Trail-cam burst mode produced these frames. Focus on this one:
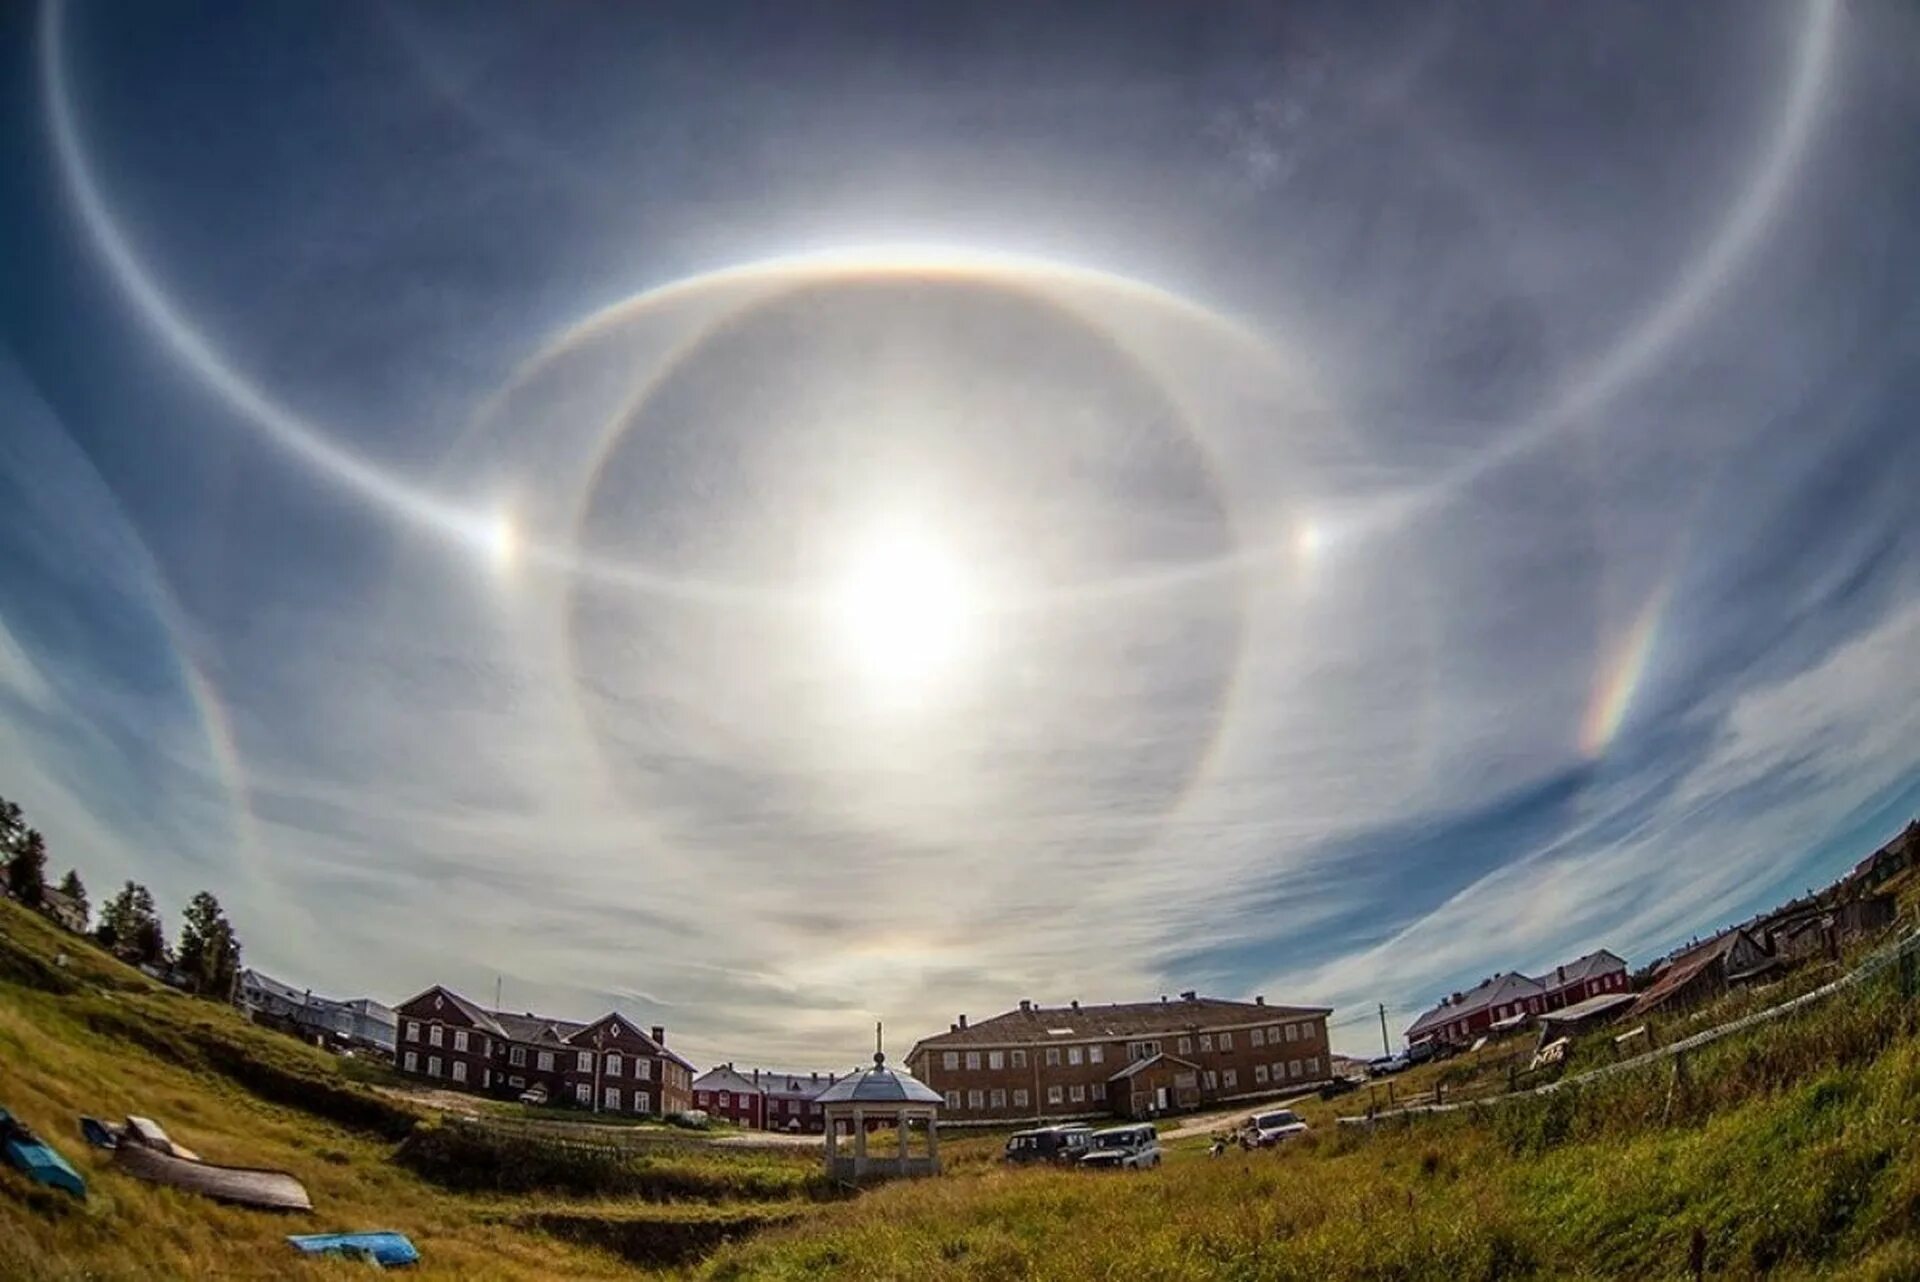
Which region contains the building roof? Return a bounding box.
[813,1055,943,1107]
[758,1071,838,1099]
[490,1011,586,1045]
[1405,971,1544,1040]
[911,995,1329,1052]
[1538,992,1638,1025]
[1106,1052,1201,1082]
[1541,949,1629,988]
[692,1065,764,1096]
[1626,928,1774,1019]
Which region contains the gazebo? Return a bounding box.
[816,1035,943,1183]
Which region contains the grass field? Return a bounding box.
[9,890,1920,1279]
[0,896,827,1279]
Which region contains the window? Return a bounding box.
[1306,1056,1319,1076]
[1129,1040,1160,1061]
[453,1029,468,1052]
[510,1046,527,1067]
[1223,1069,1237,1088]
[607,1054,624,1077]
[1013,1089,1029,1108]
[1067,1047,1083,1066]
[1255,1064,1269,1083]
[634,1092,650,1114]
[1198,1035,1211,1053]
[942,1052,958,1071]
[635,1058,651,1080]
[966,1051,981,1071]
[429,1024,444,1048]
[535,1051,552,1072]
[1180,1037,1195,1056]
[405,1021,420,1042]
[1091,1082,1106,1101]
[719,1091,729,1106]
[509,1075,524,1088]
[403,1051,417,1072]
[1069,1085,1085,1103]
[428,1056,442,1078]
[1011,1049,1027,1068]
[604,1086,620,1110]
[1269,1025,1282,1042]
[988,1051,1003,1070]
[990,1089,1006,1108]
[1220,1032,1233,1050]
[1289,1060,1302,1079]
[944,1091,960,1109]
[578,1051,592,1072]
[1045,1048,1061,1067]
[968,1089,984,1109]
[576,1083,591,1104]
[1088,1045,1104,1064]
[452,1060,467,1084]
[1251,1027,1265,1048]
[1285,1023,1299,1042]
[1047,1086,1063,1105]
[1204,1071,1217,1090]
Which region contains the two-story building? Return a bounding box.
[1406,949,1632,1048]
[690,1064,764,1128]
[762,1070,837,1133]
[392,985,694,1118]
[906,992,1333,1125]
[237,969,398,1056]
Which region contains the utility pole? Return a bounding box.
[1379,1003,1391,1056]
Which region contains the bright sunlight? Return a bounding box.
[828,521,976,704]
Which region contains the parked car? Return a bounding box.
[1366,1053,1410,1077]
[1078,1124,1162,1170]
[1318,1075,1363,1100]
[516,1084,549,1105]
[1004,1124,1093,1166]
[1246,1108,1309,1147]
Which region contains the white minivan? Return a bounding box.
[1078,1123,1163,1170]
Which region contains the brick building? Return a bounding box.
[906,992,1333,1125]
[762,1070,837,1133]
[1406,949,1631,1049]
[691,1064,764,1129]
[393,986,694,1118]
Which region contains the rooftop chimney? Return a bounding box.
[1180,990,1197,1002]
[1255,995,1265,1005]
[810,1071,818,1082]
[1160,995,1168,1003]
[1019,999,1031,1012]
[958,1014,968,1029]
[752,1068,760,1084]
[949,1023,958,1033]
[651,1025,665,1045]
[1070,999,1080,1011]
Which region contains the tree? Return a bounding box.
[0,796,22,852]
[176,891,241,997]
[56,869,87,929]
[97,881,162,963]
[6,828,47,907]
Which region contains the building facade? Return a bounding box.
[690,1064,764,1128]
[392,986,694,1118]
[1406,950,1632,1048]
[906,993,1333,1125]
[763,1070,837,1133]
[237,969,397,1055]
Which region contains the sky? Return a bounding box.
[1,0,1917,1065]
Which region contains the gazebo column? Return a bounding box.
[825,1117,838,1164]
[898,1111,910,1174]
[927,1109,940,1168]
[853,1106,867,1176]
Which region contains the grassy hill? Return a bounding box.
[9,891,1920,1280]
[0,897,823,1279]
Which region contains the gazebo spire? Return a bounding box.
[874,1020,885,1066]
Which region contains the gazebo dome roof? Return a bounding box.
[815,1053,943,1106]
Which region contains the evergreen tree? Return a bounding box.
[0,796,22,852]
[6,828,47,907]
[56,869,87,929]
[176,891,241,996]
[98,881,161,963]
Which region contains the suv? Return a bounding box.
[1003,1124,1093,1166]
[1247,1108,1309,1147]
[1078,1124,1162,1170]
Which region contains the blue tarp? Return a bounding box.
[1,1106,86,1199]
[288,1232,420,1268]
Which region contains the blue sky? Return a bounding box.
[1,0,1916,1063]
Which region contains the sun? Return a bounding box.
[828,522,975,703]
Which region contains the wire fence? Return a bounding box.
[1343,925,1920,1124]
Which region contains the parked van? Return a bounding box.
[1004,1124,1093,1165]
[1078,1124,1162,1170]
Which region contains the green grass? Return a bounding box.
[700,936,1920,1280]
[0,898,824,1280]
